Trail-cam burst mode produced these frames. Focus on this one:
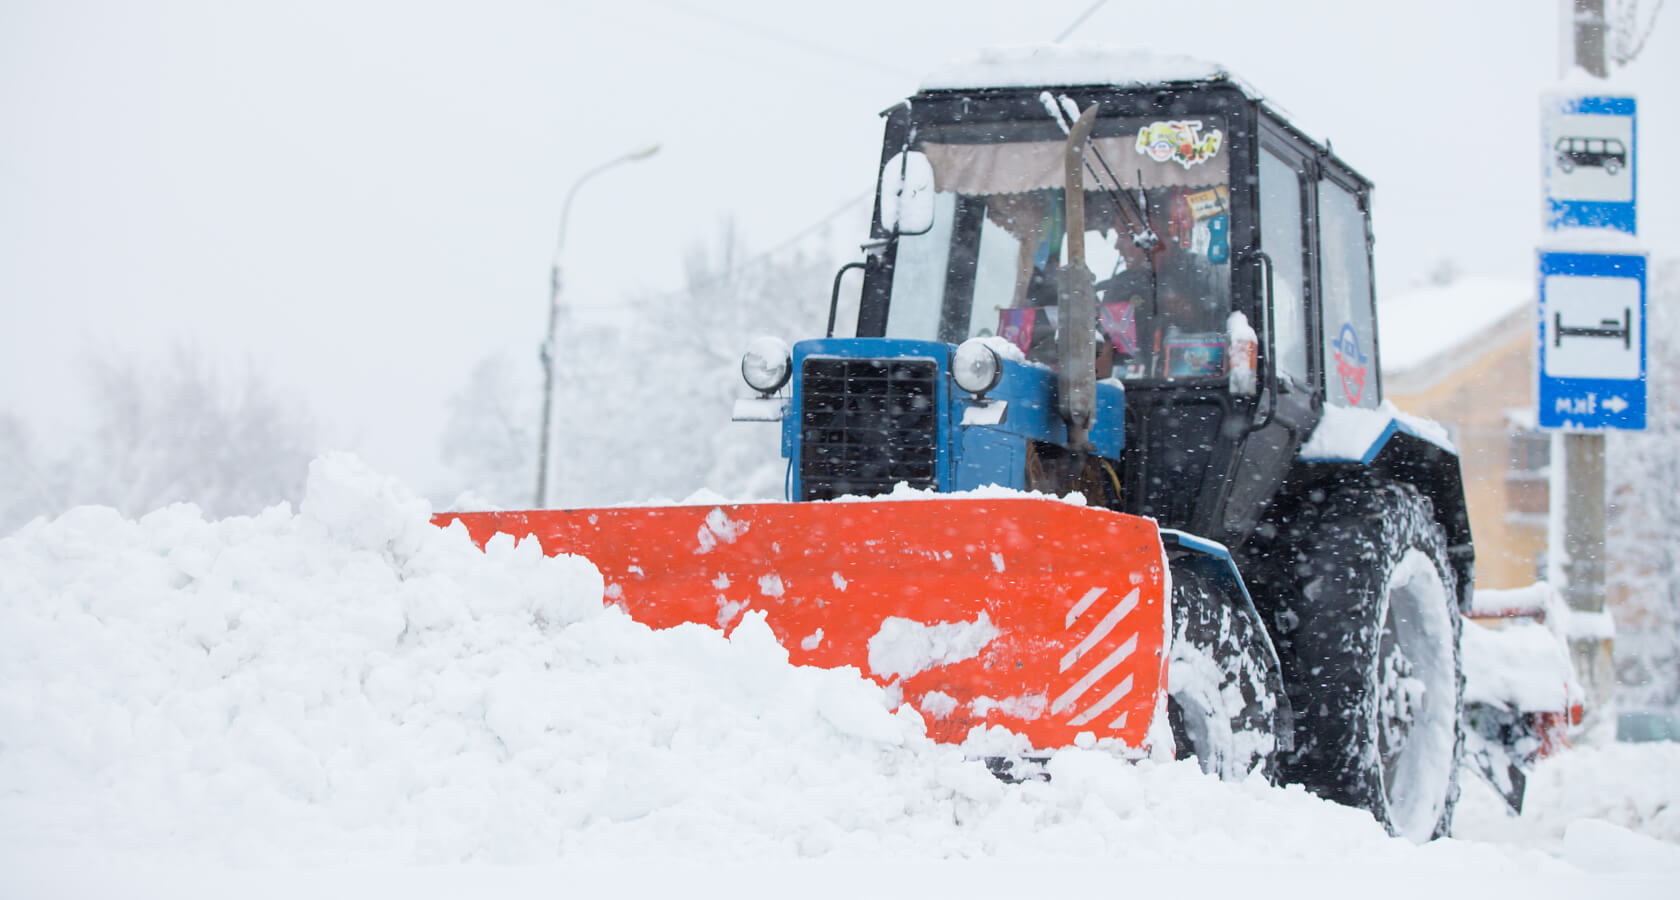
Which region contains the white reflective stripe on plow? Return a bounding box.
[1065,587,1107,628]
[1050,632,1138,716]
[1069,675,1134,727]
[1059,587,1139,673]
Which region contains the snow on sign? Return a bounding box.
[1541,94,1636,234]
[1537,250,1647,431]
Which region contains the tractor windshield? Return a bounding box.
[884,113,1233,381]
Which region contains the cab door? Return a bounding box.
[1211,116,1322,544]
[1315,165,1381,409]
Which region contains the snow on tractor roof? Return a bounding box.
[919,43,1243,94]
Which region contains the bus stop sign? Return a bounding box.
[1542,95,1636,235]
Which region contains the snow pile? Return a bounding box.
[1458,742,1680,860]
[1463,620,1579,713]
[3,455,1419,868]
[0,455,1673,888]
[0,454,602,863]
[1463,582,1583,714]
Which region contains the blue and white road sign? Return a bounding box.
[1542,95,1637,235]
[1537,251,1647,431]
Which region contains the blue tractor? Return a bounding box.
[450,49,1496,843]
[730,51,1477,840]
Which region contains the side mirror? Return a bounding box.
[878,151,935,236]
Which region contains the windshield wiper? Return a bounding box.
[1039,92,1158,253]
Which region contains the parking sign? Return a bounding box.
[1537,250,1647,431]
[1542,95,1637,235]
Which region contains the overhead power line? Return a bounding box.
[1055,0,1109,42]
[638,0,1113,298]
[644,0,916,79]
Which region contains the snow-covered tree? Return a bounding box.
[1608,258,1680,709]
[645,217,841,499]
[439,353,540,509]
[0,414,71,533]
[0,348,318,532]
[1608,0,1666,67]
[439,216,853,507]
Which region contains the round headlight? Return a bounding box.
[952,338,1002,396]
[741,336,792,394]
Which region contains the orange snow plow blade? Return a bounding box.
[435,497,1168,750]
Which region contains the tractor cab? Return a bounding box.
[846,64,1386,549]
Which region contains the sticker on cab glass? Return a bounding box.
[1136,120,1223,169]
[1185,186,1229,220]
[1206,214,1229,264]
[1331,323,1369,405]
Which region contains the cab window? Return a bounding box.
[1317,178,1379,408]
[1259,147,1308,386]
[883,114,1233,381]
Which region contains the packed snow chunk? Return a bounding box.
[970,694,1048,722]
[867,613,1000,681]
[1566,609,1616,641]
[299,452,433,557]
[728,609,790,668]
[1299,400,1455,461]
[1462,619,1577,713]
[976,333,1026,364]
[1226,311,1258,395]
[815,679,910,747]
[1470,583,1560,618]
[695,506,747,553]
[920,691,959,720]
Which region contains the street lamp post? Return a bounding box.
[534,143,660,508]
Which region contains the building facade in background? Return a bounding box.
[1381,279,1546,590]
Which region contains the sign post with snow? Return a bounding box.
[1536,3,1653,743]
[1536,250,1647,431]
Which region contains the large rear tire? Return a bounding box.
[1255,479,1464,840]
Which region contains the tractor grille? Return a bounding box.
[799,357,939,500]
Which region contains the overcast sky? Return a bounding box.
[2,0,1675,497]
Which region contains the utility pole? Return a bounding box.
[533,144,660,508]
[1572,0,1610,78]
[1564,0,1610,703]
[1543,0,1640,740]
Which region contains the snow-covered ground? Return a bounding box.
[2,455,1676,898]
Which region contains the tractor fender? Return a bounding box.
[1292,403,1475,612]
